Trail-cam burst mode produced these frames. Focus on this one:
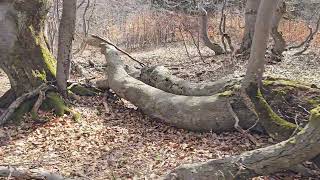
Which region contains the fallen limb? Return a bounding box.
[0,166,66,180]
[139,65,240,96]
[164,106,320,180]
[103,45,256,132]
[90,34,146,67]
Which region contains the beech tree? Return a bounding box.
[0,0,86,125]
[57,0,77,97]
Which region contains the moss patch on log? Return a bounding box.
[246,83,298,140]
[69,85,99,96]
[41,92,69,116]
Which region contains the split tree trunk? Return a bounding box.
[0,0,56,106]
[271,1,286,60]
[237,0,261,54]
[238,0,286,57]
[200,7,224,55]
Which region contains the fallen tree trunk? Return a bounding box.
[0,166,66,180]
[103,45,256,132]
[139,65,240,96]
[163,106,320,180]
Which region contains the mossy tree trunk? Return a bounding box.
[0,0,56,107]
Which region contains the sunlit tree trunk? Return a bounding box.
[0,0,56,107]
[57,0,77,97]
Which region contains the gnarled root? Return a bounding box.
[164,106,320,180]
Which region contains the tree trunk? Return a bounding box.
[57,0,77,97]
[271,1,286,60]
[200,7,224,55]
[102,46,257,132]
[237,0,261,54]
[242,0,279,89]
[0,0,56,100]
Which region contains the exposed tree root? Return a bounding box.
[0,84,49,125]
[103,45,256,132]
[164,106,320,180]
[0,83,100,125]
[0,88,16,108]
[0,166,66,180]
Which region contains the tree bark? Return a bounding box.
[0,0,56,97]
[271,1,286,60]
[200,7,224,55]
[57,0,77,97]
[139,65,240,96]
[237,0,261,54]
[103,46,257,132]
[242,0,280,89]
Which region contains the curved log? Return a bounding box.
[103,46,256,132]
[0,166,66,180]
[140,65,241,96]
[164,106,320,180]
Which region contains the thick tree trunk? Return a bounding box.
[0,1,56,98]
[57,0,77,97]
[103,46,257,132]
[200,7,224,55]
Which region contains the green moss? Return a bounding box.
[257,90,297,129]
[32,70,47,82]
[289,138,296,144]
[69,85,98,96]
[218,90,234,97]
[308,98,320,108]
[263,77,312,90]
[253,89,299,140]
[42,92,68,116]
[39,42,57,77]
[29,26,57,77]
[41,92,81,121]
[72,111,81,122]
[310,106,320,123]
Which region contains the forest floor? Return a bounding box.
[0,43,320,179]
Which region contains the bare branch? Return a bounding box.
[91,34,146,67]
